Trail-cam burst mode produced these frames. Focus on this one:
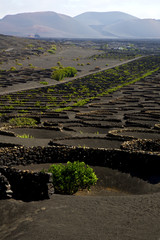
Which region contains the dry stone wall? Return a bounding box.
[0,146,159,174]
[0,167,52,201]
[0,145,160,201]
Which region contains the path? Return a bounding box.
[0,56,144,96]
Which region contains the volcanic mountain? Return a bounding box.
[0,11,160,38]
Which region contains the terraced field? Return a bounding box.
[0,55,159,150]
[0,37,160,240]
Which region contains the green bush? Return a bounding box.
[47,49,55,54]
[9,117,37,126]
[10,67,17,71]
[64,67,77,77]
[40,81,48,85]
[26,44,34,48]
[47,45,57,54]
[17,134,34,138]
[51,67,77,81]
[57,61,61,66]
[51,44,57,51]
[52,69,66,81]
[48,161,98,195]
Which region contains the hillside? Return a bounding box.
[0,11,102,38]
[0,11,160,38]
[103,18,160,38]
[74,11,138,27]
[75,11,160,38]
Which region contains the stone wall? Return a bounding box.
[0,145,159,175]
[0,173,10,199]
[0,145,159,201]
[0,167,53,201]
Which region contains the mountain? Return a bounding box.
[0,11,102,38]
[103,18,160,38]
[74,11,138,27]
[74,11,160,38]
[0,11,160,38]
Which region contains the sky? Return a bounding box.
[0,0,160,19]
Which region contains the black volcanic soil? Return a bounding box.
[0,36,160,240]
[1,192,160,240]
[1,162,160,240]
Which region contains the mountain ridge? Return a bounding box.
[0,11,160,38]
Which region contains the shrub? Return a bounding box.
[52,69,66,81]
[48,161,98,195]
[94,66,101,70]
[9,117,37,126]
[47,45,56,54]
[37,47,44,50]
[16,62,23,66]
[64,67,77,77]
[51,44,57,51]
[47,49,55,54]
[51,67,77,81]
[17,134,34,138]
[40,81,48,85]
[57,61,61,66]
[10,67,17,71]
[26,44,34,48]
[28,63,34,68]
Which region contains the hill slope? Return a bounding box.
[103,18,160,38]
[75,11,160,38]
[0,11,102,38]
[74,11,138,26]
[0,11,160,38]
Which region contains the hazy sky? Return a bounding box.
[0,0,160,19]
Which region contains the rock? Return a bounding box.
[0,173,12,199]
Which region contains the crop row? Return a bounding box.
[0,55,160,116]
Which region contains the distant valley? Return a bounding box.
[0,11,160,38]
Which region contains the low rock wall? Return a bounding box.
[0,167,53,201]
[0,173,10,199]
[0,146,160,201]
[0,146,159,175]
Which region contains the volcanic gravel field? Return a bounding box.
[0,36,160,240]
